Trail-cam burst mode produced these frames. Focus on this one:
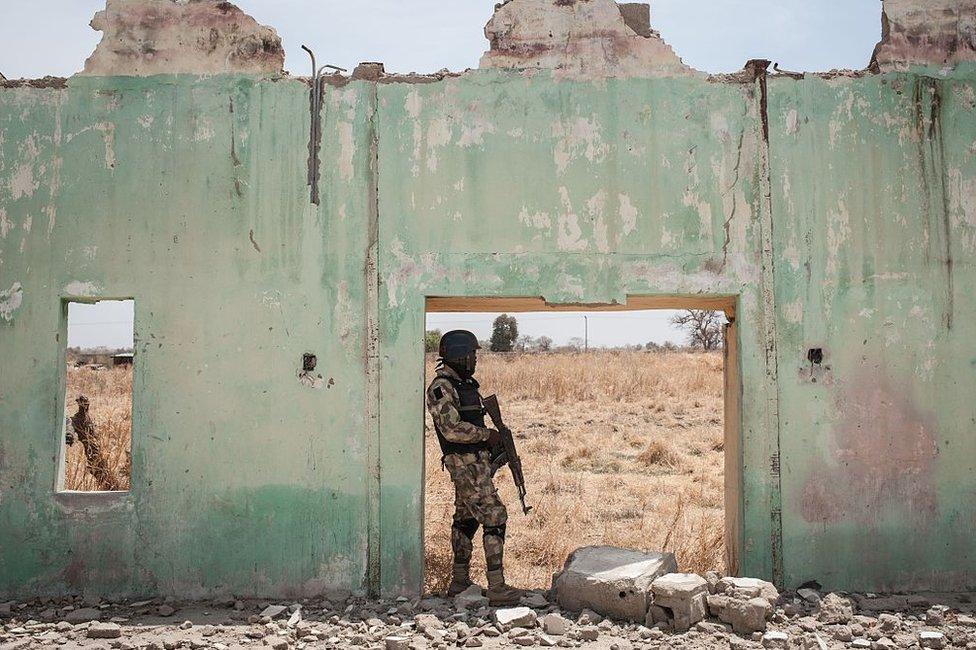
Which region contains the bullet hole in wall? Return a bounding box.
[807,348,823,365]
[299,352,324,389]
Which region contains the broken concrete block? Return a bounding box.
[479,0,695,79]
[871,0,976,71]
[493,607,537,631]
[540,613,570,636]
[81,0,285,76]
[552,546,676,622]
[650,573,708,632]
[708,594,772,635]
[715,576,779,605]
[646,604,669,627]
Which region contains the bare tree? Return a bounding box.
[671,310,724,351]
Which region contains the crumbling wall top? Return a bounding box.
[80,0,284,77]
[871,0,976,71]
[479,0,695,79]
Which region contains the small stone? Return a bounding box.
[179,620,193,630]
[577,609,603,625]
[494,607,537,632]
[55,621,73,632]
[66,607,102,623]
[157,605,176,617]
[521,593,549,609]
[264,636,289,650]
[579,626,599,641]
[851,639,871,649]
[540,613,571,636]
[0,601,14,616]
[831,624,853,642]
[925,606,947,626]
[761,630,788,649]
[877,613,900,634]
[704,571,721,594]
[513,637,534,647]
[88,622,122,639]
[415,613,445,632]
[816,594,853,625]
[958,614,976,627]
[871,637,896,650]
[385,636,411,650]
[454,585,488,610]
[796,588,821,604]
[918,630,946,649]
[260,605,287,619]
[463,638,482,648]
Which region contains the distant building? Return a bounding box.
[112,353,134,366]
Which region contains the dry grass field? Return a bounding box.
[424,350,725,593]
[64,365,133,491]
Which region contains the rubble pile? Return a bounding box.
[1,547,975,649]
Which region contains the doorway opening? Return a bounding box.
[421,296,740,594]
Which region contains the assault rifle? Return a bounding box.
[482,394,532,516]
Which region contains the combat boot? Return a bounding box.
[446,563,474,596]
[486,569,523,606]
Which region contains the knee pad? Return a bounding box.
[452,518,479,540]
[483,524,507,541]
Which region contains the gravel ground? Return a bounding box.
[2,587,976,650]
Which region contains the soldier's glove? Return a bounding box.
[487,428,502,448]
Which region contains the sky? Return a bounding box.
[67,301,135,350]
[5,1,880,349]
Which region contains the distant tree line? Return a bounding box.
[425,309,725,355]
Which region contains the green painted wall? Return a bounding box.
[1,65,974,598]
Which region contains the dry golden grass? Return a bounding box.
[64,365,132,491]
[424,350,725,593]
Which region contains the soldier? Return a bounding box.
[426,330,523,605]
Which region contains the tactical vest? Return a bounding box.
[434,374,490,456]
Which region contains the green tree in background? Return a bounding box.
[490,314,519,352]
[425,330,442,353]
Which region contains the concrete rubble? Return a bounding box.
[480,0,695,79]
[81,0,284,76]
[871,0,976,70]
[552,545,677,621]
[0,583,975,650]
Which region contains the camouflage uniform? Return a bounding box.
[426,365,508,588]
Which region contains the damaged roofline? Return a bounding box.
[3,0,973,85]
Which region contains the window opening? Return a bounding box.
[61,299,134,492]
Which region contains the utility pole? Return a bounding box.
[584,315,588,352]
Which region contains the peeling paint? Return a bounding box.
[63,281,102,297]
[0,282,23,321]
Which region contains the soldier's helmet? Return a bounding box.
[439,330,480,361]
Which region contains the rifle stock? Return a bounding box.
[483,394,532,515]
